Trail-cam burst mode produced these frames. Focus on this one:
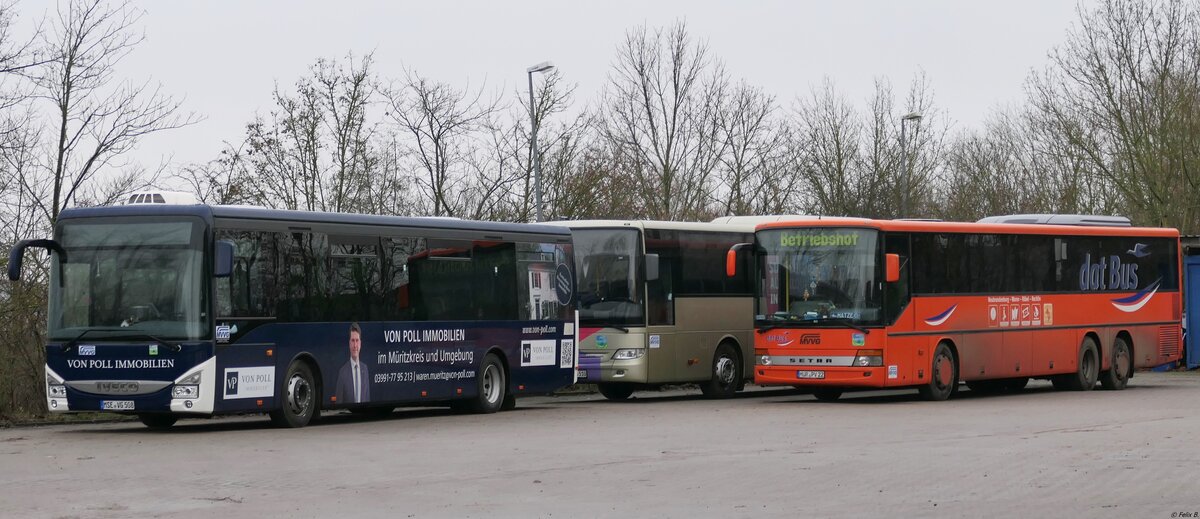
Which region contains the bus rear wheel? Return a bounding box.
[700,343,741,399]
[918,343,957,401]
[139,414,177,429]
[598,383,634,401]
[470,354,506,414]
[1064,337,1099,391]
[270,360,320,428]
[1099,336,1132,390]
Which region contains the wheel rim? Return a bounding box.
[934,352,953,389]
[715,355,737,387]
[481,364,502,404]
[287,373,311,416]
[1082,349,1097,382]
[1114,345,1130,382]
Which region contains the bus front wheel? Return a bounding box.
[700,342,741,399]
[598,383,634,401]
[918,343,958,401]
[269,360,320,428]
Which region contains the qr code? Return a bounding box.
[559,340,574,368]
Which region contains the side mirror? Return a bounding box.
[215,240,235,278]
[644,253,660,281]
[885,253,901,283]
[9,239,67,284]
[726,242,752,278]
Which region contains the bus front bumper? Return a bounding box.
[755,365,887,387]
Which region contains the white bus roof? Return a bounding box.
[544,219,757,233]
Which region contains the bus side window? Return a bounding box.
[645,230,677,326]
[884,233,911,325]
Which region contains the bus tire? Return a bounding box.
[139,414,178,429]
[1065,337,1100,391]
[598,383,634,401]
[470,354,506,414]
[269,360,320,428]
[918,343,957,401]
[812,389,843,402]
[1099,336,1132,391]
[700,342,741,399]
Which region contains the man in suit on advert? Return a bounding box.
[335,322,370,404]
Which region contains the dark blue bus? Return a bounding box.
[8,204,578,428]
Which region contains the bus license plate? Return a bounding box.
[796,370,825,380]
[101,400,135,410]
[575,369,587,380]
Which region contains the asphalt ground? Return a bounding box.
[1,372,1198,518]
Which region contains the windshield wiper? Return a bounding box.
[809,317,871,335]
[756,317,870,335]
[62,328,181,353]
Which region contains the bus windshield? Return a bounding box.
[756,228,881,325]
[49,218,209,341]
[571,229,644,328]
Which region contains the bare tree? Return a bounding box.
[35,0,199,223]
[381,70,498,217]
[233,53,379,213]
[788,75,946,219]
[598,21,729,221]
[715,82,789,216]
[1027,0,1200,230]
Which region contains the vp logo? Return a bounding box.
[225,371,239,396]
[799,334,821,345]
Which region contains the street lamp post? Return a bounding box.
[527,61,556,222]
[899,112,923,217]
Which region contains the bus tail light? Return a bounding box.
[853,350,883,367]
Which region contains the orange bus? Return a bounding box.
[730,215,1183,401]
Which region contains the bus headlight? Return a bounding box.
[612,349,645,360]
[172,385,199,399]
[759,355,772,366]
[172,371,202,400]
[46,372,66,398]
[853,350,883,367]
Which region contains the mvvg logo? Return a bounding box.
[225,371,239,396]
[799,334,821,345]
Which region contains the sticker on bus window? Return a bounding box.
[851,333,865,347]
[887,365,898,379]
[1043,304,1054,326]
[649,335,661,349]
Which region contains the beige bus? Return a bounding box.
[546,219,760,400]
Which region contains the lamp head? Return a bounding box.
[527,61,556,74]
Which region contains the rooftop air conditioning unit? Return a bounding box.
[976,214,1132,227]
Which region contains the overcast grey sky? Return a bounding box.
[20,0,1084,173]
